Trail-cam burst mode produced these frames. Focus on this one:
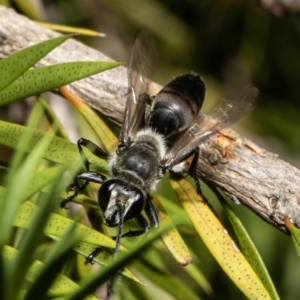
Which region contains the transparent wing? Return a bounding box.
[163,85,258,169]
[119,33,157,145]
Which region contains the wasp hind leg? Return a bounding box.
[185,147,203,195]
[186,148,212,205]
[83,215,149,267]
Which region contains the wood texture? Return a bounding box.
[0,5,299,233]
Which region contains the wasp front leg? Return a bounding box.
[61,138,109,208]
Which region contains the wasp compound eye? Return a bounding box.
[98,180,146,222]
[123,188,145,220]
[98,180,117,213]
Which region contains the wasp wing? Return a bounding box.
[163,85,258,169]
[120,33,157,146]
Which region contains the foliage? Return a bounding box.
[0,27,279,300]
[2,1,300,299]
[0,34,145,300]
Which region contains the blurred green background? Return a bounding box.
[2,0,300,299]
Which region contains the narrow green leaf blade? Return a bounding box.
[0,120,107,170]
[64,219,178,300]
[13,201,141,283]
[3,245,99,300]
[0,61,122,106]
[0,34,72,91]
[218,192,280,300]
[153,194,192,266]
[169,174,272,300]
[37,97,69,139]
[24,218,80,300]
[0,166,67,203]
[38,22,106,36]
[14,201,115,250]
[134,260,202,300]
[61,86,118,154]
[286,218,300,259]
[7,183,60,299]
[68,240,141,284]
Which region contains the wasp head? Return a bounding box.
[98,179,146,227]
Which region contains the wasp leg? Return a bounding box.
[104,214,151,241]
[116,214,150,239]
[84,247,105,265]
[61,138,109,208]
[76,138,109,191]
[144,195,159,227]
[76,171,107,183]
[77,137,109,171]
[107,278,114,299]
[84,246,114,298]
[109,196,159,239]
[186,147,202,195]
[166,146,203,195]
[61,171,107,208]
[85,213,151,299]
[84,216,149,264]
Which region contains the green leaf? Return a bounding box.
[0,61,122,106]
[14,201,116,250]
[37,22,106,37]
[6,176,65,300]
[0,127,66,248]
[69,240,141,284]
[169,174,273,300]
[216,190,280,300]
[3,245,99,300]
[134,260,202,300]
[23,218,80,300]
[0,34,72,92]
[0,120,107,170]
[184,264,213,296]
[13,0,44,21]
[153,194,192,266]
[286,218,300,259]
[61,87,118,154]
[64,218,178,300]
[13,200,142,284]
[0,131,76,299]
[0,166,66,202]
[36,97,69,139]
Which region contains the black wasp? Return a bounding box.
[62,33,257,292]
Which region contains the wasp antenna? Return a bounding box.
[114,207,125,257]
[107,205,125,298]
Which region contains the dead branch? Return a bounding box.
[0,5,299,233]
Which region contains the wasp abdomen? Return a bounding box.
[149,74,205,137]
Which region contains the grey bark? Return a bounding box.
[260,0,300,16]
[0,5,299,233]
